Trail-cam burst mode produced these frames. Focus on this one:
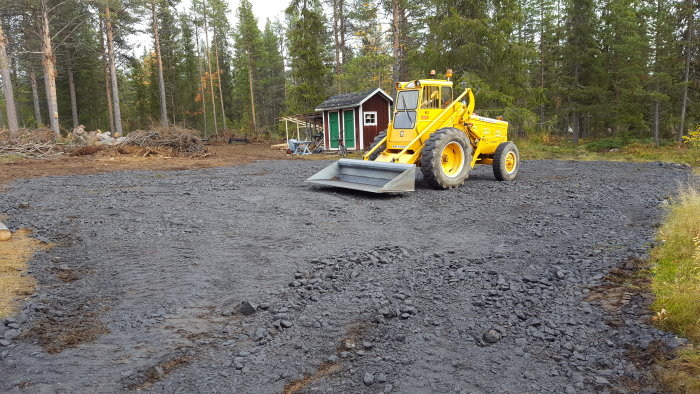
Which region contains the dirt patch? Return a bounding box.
[125,354,193,391]
[0,228,48,318]
[585,257,653,319]
[69,145,103,157]
[587,257,676,392]
[0,143,288,186]
[24,314,110,354]
[283,362,341,394]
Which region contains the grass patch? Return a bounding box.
[650,185,700,392]
[0,228,48,319]
[0,153,26,163]
[516,135,700,166]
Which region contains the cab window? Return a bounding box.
[441,87,453,108]
[421,86,440,109]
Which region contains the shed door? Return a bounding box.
[329,112,339,148]
[343,109,355,149]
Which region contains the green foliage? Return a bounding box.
[285,0,332,114]
[0,0,697,144]
[231,0,263,132]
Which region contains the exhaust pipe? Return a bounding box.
[306,159,416,193]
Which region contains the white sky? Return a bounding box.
[130,0,289,55]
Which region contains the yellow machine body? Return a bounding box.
[306,76,518,193]
[363,79,509,168]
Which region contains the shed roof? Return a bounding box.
[315,88,393,111]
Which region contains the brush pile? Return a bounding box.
[0,128,64,158]
[119,126,204,154]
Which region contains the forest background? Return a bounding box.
[0,0,698,145]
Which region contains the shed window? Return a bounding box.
[364,111,377,126]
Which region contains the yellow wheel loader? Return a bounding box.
[307,70,520,193]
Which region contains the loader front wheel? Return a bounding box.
[420,128,472,189]
[367,130,387,160]
[492,142,520,181]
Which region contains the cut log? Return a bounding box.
[0,222,11,241]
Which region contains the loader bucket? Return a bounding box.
[306,159,416,193]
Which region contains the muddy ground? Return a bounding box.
[0,159,693,393]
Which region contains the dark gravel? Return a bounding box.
[0,159,692,393]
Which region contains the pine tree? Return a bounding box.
[560,0,605,143]
[232,0,262,133]
[285,0,332,114]
[258,20,286,132]
[336,0,392,93]
[599,0,650,134]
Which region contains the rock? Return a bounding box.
[363,372,375,386]
[483,329,501,344]
[4,329,20,341]
[252,328,267,341]
[326,355,338,363]
[377,373,387,383]
[233,357,245,370]
[594,376,610,385]
[0,340,9,347]
[515,338,527,347]
[280,320,293,328]
[240,301,257,316]
[384,384,394,393]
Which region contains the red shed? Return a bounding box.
[315,88,393,151]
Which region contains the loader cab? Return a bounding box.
[393,80,454,131]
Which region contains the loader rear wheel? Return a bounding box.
[420,128,472,189]
[367,130,387,160]
[493,141,520,181]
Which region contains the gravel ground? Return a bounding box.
[0,159,693,393]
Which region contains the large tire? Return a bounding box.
[367,130,387,160]
[420,127,472,189]
[492,141,520,181]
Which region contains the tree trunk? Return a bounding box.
[105,6,123,136]
[332,0,340,75]
[678,1,694,142]
[29,71,43,127]
[38,1,60,137]
[0,24,19,138]
[201,1,218,136]
[98,14,115,133]
[339,0,345,66]
[213,35,227,132]
[654,100,660,147]
[194,15,207,138]
[67,65,79,129]
[152,0,168,127]
[247,56,257,133]
[572,112,580,144]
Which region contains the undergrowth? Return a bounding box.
[516,134,700,167]
[650,185,700,392]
